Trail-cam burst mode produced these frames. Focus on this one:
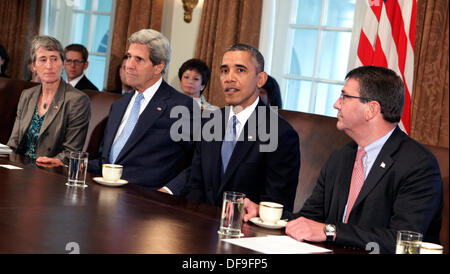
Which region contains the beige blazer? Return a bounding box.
[7,79,91,160]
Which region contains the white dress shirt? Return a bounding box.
[164,97,260,195]
[68,74,85,87]
[226,97,260,138]
[112,77,162,144]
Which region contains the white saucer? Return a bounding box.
[249,217,287,229]
[93,177,128,187]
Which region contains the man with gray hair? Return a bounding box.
[88,29,197,191]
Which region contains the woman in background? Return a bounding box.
[259,75,283,109]
[178,58,217,111]
[7,35,90,167]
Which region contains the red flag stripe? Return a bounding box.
[355,0,416,134]
[357,31,375,65]
[373,35,388,67]
[384,0,408,76]
[369,1,383,21]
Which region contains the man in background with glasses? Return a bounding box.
[64,44,99,91]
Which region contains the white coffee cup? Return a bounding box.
[102,164,123,181]
[259,201,283,223]
[420,242,443,254]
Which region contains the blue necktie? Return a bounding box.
[221,115,237,174]
[109,93,144,163]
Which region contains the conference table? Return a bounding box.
[0,153,363,255]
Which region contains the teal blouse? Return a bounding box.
[24,106,46,159]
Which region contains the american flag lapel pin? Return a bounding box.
[380,162,386,168]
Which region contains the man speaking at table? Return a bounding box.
[178,44,300,212]
[244,66,443,253]
[88,29,196,191]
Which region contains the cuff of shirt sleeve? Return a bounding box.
[162,186,173,195]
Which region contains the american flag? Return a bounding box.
[355,0,417,134]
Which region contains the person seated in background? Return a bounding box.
[7,35,91,167]
[119,55,134,94]
[259,75,282,108]
[64,44,99,91]
[108,55,133,95]
[178,58,217,111]
[243,66,443,253]
[0,44,10,78]
[178,44,300,212]
[88,29,197,191]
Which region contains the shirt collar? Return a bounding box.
[135,77,163,101]
[68,73,84,87]
[228,97,260,126]
[359,126,396,162]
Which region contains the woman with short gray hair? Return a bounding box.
[7,35,91,167]
[29,35,65,64]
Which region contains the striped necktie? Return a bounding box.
[344,147,366,223]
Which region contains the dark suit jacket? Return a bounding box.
[7,79,91,160]
[182,100,300,212]
[290,127,443,253]
[88,80,196,192]
[74,75,98,91]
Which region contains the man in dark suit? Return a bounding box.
[108,55,133,95]
[244,66,443,253]
[178,44,300,212]
[64,44,99,91]
[88,29,196,192]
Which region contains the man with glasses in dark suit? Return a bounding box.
[64,44,99,91]
[243,66,443,254]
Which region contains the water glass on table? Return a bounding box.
[218,191,245,237]
[395,230,423,254]
[66,151,89,188]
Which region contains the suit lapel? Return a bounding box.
[114,81,169,162]
[74,76,84,90]
[210,108,228,198]
[19,86,41,140]
[352,127,403,212]
[39,80,65,137]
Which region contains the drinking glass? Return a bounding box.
[218,191,245,237]
[66,151,89,188]
[395,230,423,254]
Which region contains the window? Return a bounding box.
[270,0,357,117]
[40,0,116,90]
